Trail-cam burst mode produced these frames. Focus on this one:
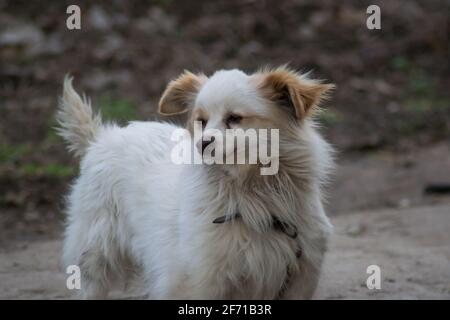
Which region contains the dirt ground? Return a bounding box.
[1,203,449,299]
[317,204,450,299]
[1,1,449,299]
[1,142,449,299]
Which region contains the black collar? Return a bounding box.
[213,213,298,239]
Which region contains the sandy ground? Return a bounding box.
[1,1,449,301]
[316,204,450,299]
[1,204,449,299]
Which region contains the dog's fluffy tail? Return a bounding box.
[56,75,102,158]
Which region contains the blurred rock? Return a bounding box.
[398,198,411,209]
[0,23,43,47]
[82,70,132,91]
[24,210,39,222]
[309,11,331,28]
[0,22,44,57]
[241,41,262,57]
[344,222,366,237]
[374,80,394,96]
[337,6,365,27]
[30,33,65,57]
[0,20,65,58]
[93,34,124,60]
[135,8,177,35]
[88,5,112,31]
[387,102,400,114]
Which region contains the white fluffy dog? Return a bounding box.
[57,66,335,299]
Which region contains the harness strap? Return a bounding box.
[213,212,298,239]
[212,212,301,299]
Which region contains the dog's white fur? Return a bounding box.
[57,67,334,299]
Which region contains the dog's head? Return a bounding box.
[158,66,334,172]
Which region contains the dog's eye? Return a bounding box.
[225,114,242,126]
[196,118,207,128]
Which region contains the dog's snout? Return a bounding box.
[202,136,215,153]
[197,136,215,154]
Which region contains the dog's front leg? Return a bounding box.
[281,237,328,300]
[156,269,225,299]
[281,258,322,299]
[167,269,231,300]
[190,276,231,300]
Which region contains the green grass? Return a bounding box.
[390,58,442,105]
[390,56,410,72]
[408,69,436,97]
[1,95,137,180]
[398,66,449,114]
[404,98,432,113]
[0,143,30,163]
[0,143,75,178]
[317,109,342,126]
[99,95,137,123]
[46,119,63,143]
[397,96,450,136]
[21,163,75,178]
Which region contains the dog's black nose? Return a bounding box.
[202,136,215,153]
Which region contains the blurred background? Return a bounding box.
[0,0,449,299]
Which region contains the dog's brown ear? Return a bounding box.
[257,67,335,120]
[158,71,207,115]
